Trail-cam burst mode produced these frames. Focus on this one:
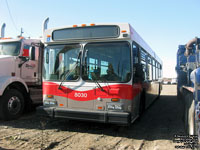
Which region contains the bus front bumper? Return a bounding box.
[36,106,131,125]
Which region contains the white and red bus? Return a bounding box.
[37,23,162,125]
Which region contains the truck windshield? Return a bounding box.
[82,42,131,82]
[43,44,81,81]
[0,42,21,56]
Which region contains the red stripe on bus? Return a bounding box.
[43,82,142,101]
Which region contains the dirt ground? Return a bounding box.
[0,85,186,150]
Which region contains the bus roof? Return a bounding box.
[44,23,162,65]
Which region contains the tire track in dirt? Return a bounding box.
[1,130,42,150]
[0,85,185,150]
[0,128,27,140]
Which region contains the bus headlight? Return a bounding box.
[43,99,57,106]
[107,103,123,111]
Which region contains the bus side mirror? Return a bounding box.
[29,46,35,60]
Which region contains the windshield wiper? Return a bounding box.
[82,49,104,92]
[92,78,105,92]
[58,51,81,89]
[100,78,109,87]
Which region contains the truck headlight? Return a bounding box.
[107,103,123,111]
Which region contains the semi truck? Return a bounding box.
[176,38,200,148]
[0,19,49,120]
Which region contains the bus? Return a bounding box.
[37,23,163,125]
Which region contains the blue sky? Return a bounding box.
[0,0,200,78]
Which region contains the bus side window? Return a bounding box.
[141,61,147,81]
[147,56,152,81]
[132,43,139,64]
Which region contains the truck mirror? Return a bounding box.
[29,46,35,60]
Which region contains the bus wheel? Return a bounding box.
[0,89,24,120]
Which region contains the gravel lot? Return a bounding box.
[0,85,185,150]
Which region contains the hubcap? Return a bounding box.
[7,96,21,115]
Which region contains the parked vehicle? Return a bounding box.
[171,78,177,84]
[0,19,48,120]
[163,81,169,84]
[37,20,163,125]
[176,38,200,148]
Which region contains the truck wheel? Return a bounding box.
[0,89,24,120]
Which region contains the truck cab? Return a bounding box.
[0,36,43,120]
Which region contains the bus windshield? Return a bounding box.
[0,42,21,56]
[82,42,131,82]
[43,44,81,81]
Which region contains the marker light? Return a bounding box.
[98,106,103,110]
[47,95,54,98]
[11,72,15,76]
[1,37,12,40]
[111,98,120,102]
[59,104,64,107]
[81,24,86,27]
[73,25,78,27]
[47,35,51,38]
[121,30,127,33]
[90,23,95,26]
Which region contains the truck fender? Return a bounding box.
[0,76,29,96]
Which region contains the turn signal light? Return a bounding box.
[111,98,120,102]
[121,30,127,33]
[47,35,51,38]
[98,106,103,110]
[47,95,54,98]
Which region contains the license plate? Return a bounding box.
[107,103,123,111]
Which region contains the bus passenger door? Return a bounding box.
[132,43,142,119]
[145,56,156,108]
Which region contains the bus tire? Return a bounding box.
[0,89,24,120]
